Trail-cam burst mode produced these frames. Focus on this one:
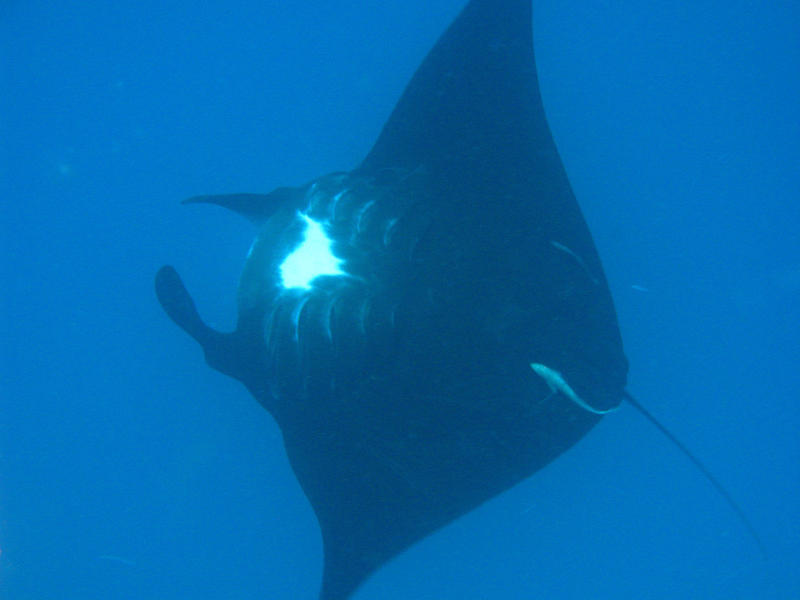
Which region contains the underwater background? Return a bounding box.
[1,1,798,598]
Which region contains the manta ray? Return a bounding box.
[155,1,761,597]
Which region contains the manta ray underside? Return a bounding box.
[156,1,631,598]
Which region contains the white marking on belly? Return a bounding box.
[383,217,399,246]
[355,200,376,233]
[330,188,348,221]
[322,295,337,341]
[279,213,345,289]
[291,295,312,342]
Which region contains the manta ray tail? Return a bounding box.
[623,391,766,556]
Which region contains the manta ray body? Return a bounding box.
[156,1,685,597]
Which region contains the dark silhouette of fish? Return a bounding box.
[155,1,762,597]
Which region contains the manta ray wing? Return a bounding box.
[155,1,629,598]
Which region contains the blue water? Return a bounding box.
[2,1,798,598]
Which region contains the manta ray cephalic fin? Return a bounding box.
[183,186,305,226]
